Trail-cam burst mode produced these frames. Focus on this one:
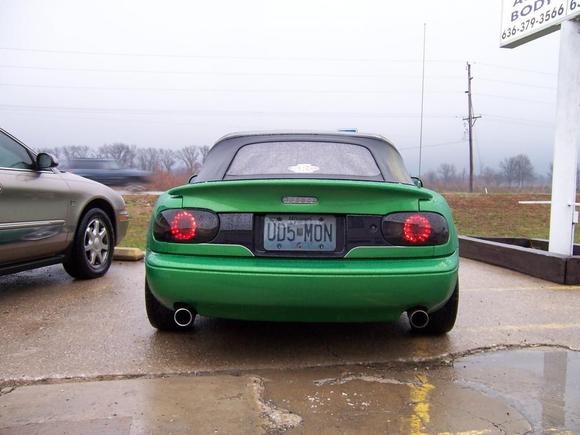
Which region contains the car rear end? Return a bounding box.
[145,133,458,325]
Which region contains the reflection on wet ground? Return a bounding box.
[261,349,579,434]
[456,349,580,434]
[1,348,577,434]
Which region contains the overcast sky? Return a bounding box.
[0,0,562,175]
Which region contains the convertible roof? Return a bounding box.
[194,131,412,184]
[214,130,396,144]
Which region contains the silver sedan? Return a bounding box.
[0,128,129,278]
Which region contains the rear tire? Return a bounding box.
[63,208,114,279]
[145,281,196,331]
[411,281,458,335]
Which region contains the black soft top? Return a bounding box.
[194,131,412,184]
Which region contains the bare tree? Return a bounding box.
[98,143,137,167]
[514,154,535,187]
[136,147,162,172]
[178,146,200,173]
[159,149,176,172]
[500,158,515,186]
[480,166,500,186]
[437,163,457,184]
[198,145,211,163]
[421,170,438,186]
[500,154,534,187]
[61,145,94,161]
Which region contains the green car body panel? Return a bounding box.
[145,178,459,322]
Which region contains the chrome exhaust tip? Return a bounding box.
[174,307,194,327]
[409,309,429,329]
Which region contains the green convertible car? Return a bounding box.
[145,132,459,334]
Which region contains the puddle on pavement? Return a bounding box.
[455,349,580,434]
[0,348,578,434]
[261,348,580,434]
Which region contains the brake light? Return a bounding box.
[403,214,431,244]
[153,208,219,243]
[170,211,197,241]
[381,212,448,246]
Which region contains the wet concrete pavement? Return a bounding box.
[1,258,580,433]
[264,348,580,433]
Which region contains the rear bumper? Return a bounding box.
[145,251,459,322]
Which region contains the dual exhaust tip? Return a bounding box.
[174,305,429,329]
[408,309,430,329]
[174,307,195,327]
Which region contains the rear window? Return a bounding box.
[225,142,382,180]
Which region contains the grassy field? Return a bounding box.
[120,195,157,250]
[121,192,573,251]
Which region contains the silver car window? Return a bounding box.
[0,131,34,170]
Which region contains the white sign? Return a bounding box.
[500,0,580,48]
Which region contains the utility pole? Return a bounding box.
[418,23,426,178]
[463,62,481,193]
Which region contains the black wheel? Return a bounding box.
[411,282,458,335]
[145,280,196,331]
[63,208,114,279]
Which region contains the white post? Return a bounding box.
[548,19,580,256]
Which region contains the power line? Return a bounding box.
[472,61,556,76]
[0,46,464,64]
[0,47,559,81]
[478,77,556,90]
[0,65,554,89]
[484,114,554,127]
[0,82,461,95]
[474,93,555,105]
[0,103,460,118]
[0,47,558,76]
[0,64,464,80]
[0,110,462,135]
[0,110,236,128]
[399,140,465,151]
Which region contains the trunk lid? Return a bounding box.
[170,179,431,214]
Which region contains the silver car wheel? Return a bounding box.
[83,217,110,268]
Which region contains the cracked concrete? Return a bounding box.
[1,258,580,433]
[250,376,303,432]
[313,373,417,387]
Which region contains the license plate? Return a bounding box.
[264,215,336,251]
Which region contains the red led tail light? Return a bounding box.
[402,214,432,244]
[170,211,198,241]
[154,209,219,243]
[382,212,448,246]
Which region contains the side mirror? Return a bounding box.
[36,153,59,170]
[188,174,198,183]
[411,176,423,188]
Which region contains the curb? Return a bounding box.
[113,247,144,262]
[459,236,580,284]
